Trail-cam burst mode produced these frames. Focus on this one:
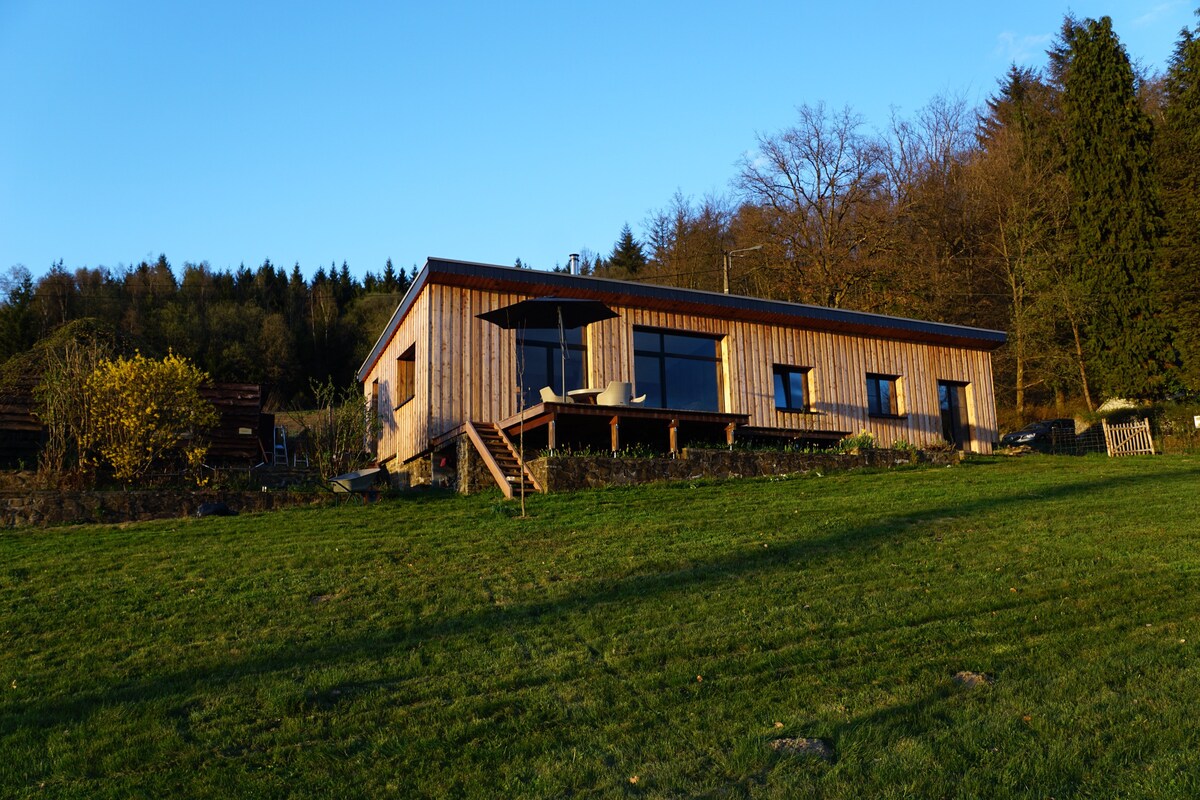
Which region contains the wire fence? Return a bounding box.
[1044,426,1107,456]
[1043,418,1157,457]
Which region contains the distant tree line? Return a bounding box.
[577,14,1200,416]
[0,255,413,408]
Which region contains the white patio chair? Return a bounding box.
[539,386,573,404]
[597,381,634,406]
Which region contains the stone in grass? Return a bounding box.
[769,737,834,761]
[953,670,992,688]
[196,502,237,518]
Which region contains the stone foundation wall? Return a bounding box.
[1,489,339,529]
[385,434,962,496]
[456,437,500,495]
[388,456,431,489]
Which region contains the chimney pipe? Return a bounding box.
[568,253,580,275]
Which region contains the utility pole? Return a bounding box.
[722,245,764,294]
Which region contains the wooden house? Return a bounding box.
[357,258,1006,493]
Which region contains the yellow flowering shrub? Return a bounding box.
[82,352,219,482]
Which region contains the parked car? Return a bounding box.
[1000,418,1076,449]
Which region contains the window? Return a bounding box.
[519,327,586,407]
[773,365,810,412]
[633,328,723,411]
[866,373,900,417]
[396,345,415,408]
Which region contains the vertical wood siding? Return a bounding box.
[361,289,430,463]
[367,284,1001,463]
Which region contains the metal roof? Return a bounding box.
[357,258,1007,381]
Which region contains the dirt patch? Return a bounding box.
[769,737,834,761]
[953,670,992,688]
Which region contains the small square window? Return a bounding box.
[773,365,810,412]
[866,374,900,416]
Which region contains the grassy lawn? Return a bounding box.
[3,455,1200,798]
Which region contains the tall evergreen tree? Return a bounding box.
[972,66,1075,415]
[1158,15,1200,391]
[336,261,354,306]
[607,223,647,276]
[1060,15,1174,399]
[0,267,36,363]
[382,258,398,292]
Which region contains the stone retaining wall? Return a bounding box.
[456,437,500,495]
[522,447,959,494]
[388,456,433,489]
[1,489,339,529]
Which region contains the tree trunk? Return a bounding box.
[1070,318,1095,411]
[1014,353,1025,418]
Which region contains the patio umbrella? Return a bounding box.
[477,297,618,399]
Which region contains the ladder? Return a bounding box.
[273,426,289,466]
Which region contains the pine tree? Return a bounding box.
[972,66,1075,415]
[0,267,36,363]
[608,224,646,276]
[1060,15,1174,399]
[337,261,354,305]
[1158,16,1200,391]
[383,258,398,292]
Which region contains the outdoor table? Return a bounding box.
[567,388,603,404]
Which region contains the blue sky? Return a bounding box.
[1,1,1196,282]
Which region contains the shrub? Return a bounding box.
[81,352,218,482]
[835,430,877,453]
[299,378,381,480]
[34,335,114,476]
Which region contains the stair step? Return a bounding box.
[468,421,540,496]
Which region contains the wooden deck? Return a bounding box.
[497,401,750,455]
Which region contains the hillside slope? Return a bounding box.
[2,456,1199,798]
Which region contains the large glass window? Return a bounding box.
[519,327,586,406]
[773,365,810,412]
[633,328,723,411]
[866,373,900,416]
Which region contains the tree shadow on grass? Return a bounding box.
[3,466,1195,740]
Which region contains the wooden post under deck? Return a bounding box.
[725,422,737,449]
[610,415,620,454]
[669,418,679,455]
[548,415,557,453]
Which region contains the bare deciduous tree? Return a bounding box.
[737,103,888,308]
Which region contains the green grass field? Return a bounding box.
[3,456,1200,798]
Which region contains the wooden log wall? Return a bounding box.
[198,383,270,464]
[367,283,1000,464]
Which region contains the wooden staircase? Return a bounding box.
[465,421,542,499]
